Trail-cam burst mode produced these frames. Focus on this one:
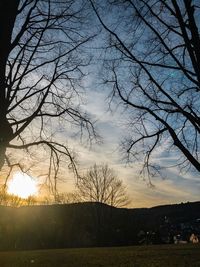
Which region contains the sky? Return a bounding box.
[59,77,200,209]
[68,0,200,208]
[2,0,200,209]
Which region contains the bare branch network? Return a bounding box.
[76,164,130,208]
[1,0,199,193]
[90,0,200,179]
[0,0,97,188]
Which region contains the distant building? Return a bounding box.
[189,234,199,244]
[173,234,188,244]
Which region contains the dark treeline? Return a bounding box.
[0,201,199,250]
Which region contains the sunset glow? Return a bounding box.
[7,172,38,199]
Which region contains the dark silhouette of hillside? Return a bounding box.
[0,201,199,250]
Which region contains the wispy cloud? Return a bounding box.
[70,85,200,208]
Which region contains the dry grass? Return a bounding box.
[0,244,199,267]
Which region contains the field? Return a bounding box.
[0,244,199,267]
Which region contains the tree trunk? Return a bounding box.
[0,0,19,168]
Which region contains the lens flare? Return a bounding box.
[7,172,38,199]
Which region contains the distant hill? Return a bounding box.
[0,201,199,250]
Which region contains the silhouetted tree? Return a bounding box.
[26,195,37,206]
[0,185,37,206]
[0,0,96,187]
[0,186,8,205]
[55,191,81,204]
[90,0,200,179]
[77,164,130,207]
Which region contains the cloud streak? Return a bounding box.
[69,82,200,208]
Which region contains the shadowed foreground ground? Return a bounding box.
[0,244,199,267]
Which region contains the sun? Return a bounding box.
[7,172,38,199]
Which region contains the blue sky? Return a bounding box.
[4,0,199,208]
[68,0,200,208]
[58,76,200,208]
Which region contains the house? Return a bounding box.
[189,233,199,244]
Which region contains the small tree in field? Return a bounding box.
[77,164,130,207]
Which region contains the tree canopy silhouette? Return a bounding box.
[90,0,200,179]
[0,0,96,187]
[77,164,130,207]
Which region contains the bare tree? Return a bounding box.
[0,185,25,207]
[76,164,130,207]
[89,0,200,180]
[0,0,97,188]
[54,191,81,204]
[0,186,9,206]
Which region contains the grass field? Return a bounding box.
[0,244,199,267]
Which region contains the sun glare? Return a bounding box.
[7,172,38,199]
